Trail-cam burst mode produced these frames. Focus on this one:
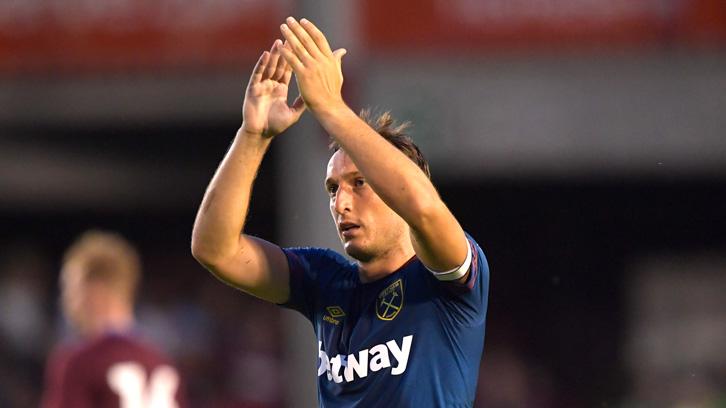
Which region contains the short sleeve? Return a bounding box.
[279,247,351,323]
[431,233,490,327]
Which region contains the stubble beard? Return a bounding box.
[343,239,374,263]
[342,225,405,265]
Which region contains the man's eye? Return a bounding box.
[354,179,366,187]
[328,185,338,195]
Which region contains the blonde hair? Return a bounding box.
[62,230,141,302]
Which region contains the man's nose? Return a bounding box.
[333,188,352,214]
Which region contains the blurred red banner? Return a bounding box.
[1,0,724,75]
[362,0,726,53]
[0,0,289,75]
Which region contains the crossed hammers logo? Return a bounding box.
[379,291,400,319]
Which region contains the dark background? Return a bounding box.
[2,122,724,407]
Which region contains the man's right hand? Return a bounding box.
[241,39,306,138]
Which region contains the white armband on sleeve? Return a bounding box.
[426,243,472,281]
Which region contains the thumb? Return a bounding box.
[333,48,347,66]
[290,94,307,117]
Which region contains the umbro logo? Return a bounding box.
[324,306,345,325]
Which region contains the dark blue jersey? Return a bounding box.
[281,233,489,407]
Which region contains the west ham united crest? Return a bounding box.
[376,279,404,321]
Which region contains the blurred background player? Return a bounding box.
[41,230,189,408]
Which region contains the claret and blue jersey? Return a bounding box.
[281,233,489,407]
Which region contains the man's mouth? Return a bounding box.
[339,222,360,236]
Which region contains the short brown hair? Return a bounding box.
[62,230,141,301]
[329,109,431,179]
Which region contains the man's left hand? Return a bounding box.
[277,17,347,114]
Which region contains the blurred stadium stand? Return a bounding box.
[1,1,725,407]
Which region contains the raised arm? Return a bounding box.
[191,40,305,303]
[277,17,469,276]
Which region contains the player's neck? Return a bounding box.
[357,245,415,283]
[87,305,135,338]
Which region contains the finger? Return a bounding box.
[284,17,324,60]
[263,40,282,80]
[280,61,293,86]
[333,48,347,65]
[277,40,304,73]
[280,21,314,65]
[290,94,306,118]
[271,42,289,82]
[300,18,334,57]
[249,50,270,85]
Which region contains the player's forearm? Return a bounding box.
[313,104,468,271]
[314,104,442,224]
[191,128,271,266]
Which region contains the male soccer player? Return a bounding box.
[192,17,489,407]
[41,230,188,408]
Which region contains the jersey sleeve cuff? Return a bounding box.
[426,242,472,281]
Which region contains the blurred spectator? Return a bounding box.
[40,230,189,407]
[0,244,52,360]
[622,256,726,408]
[0,243,53,408]
[475,346,557,408]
